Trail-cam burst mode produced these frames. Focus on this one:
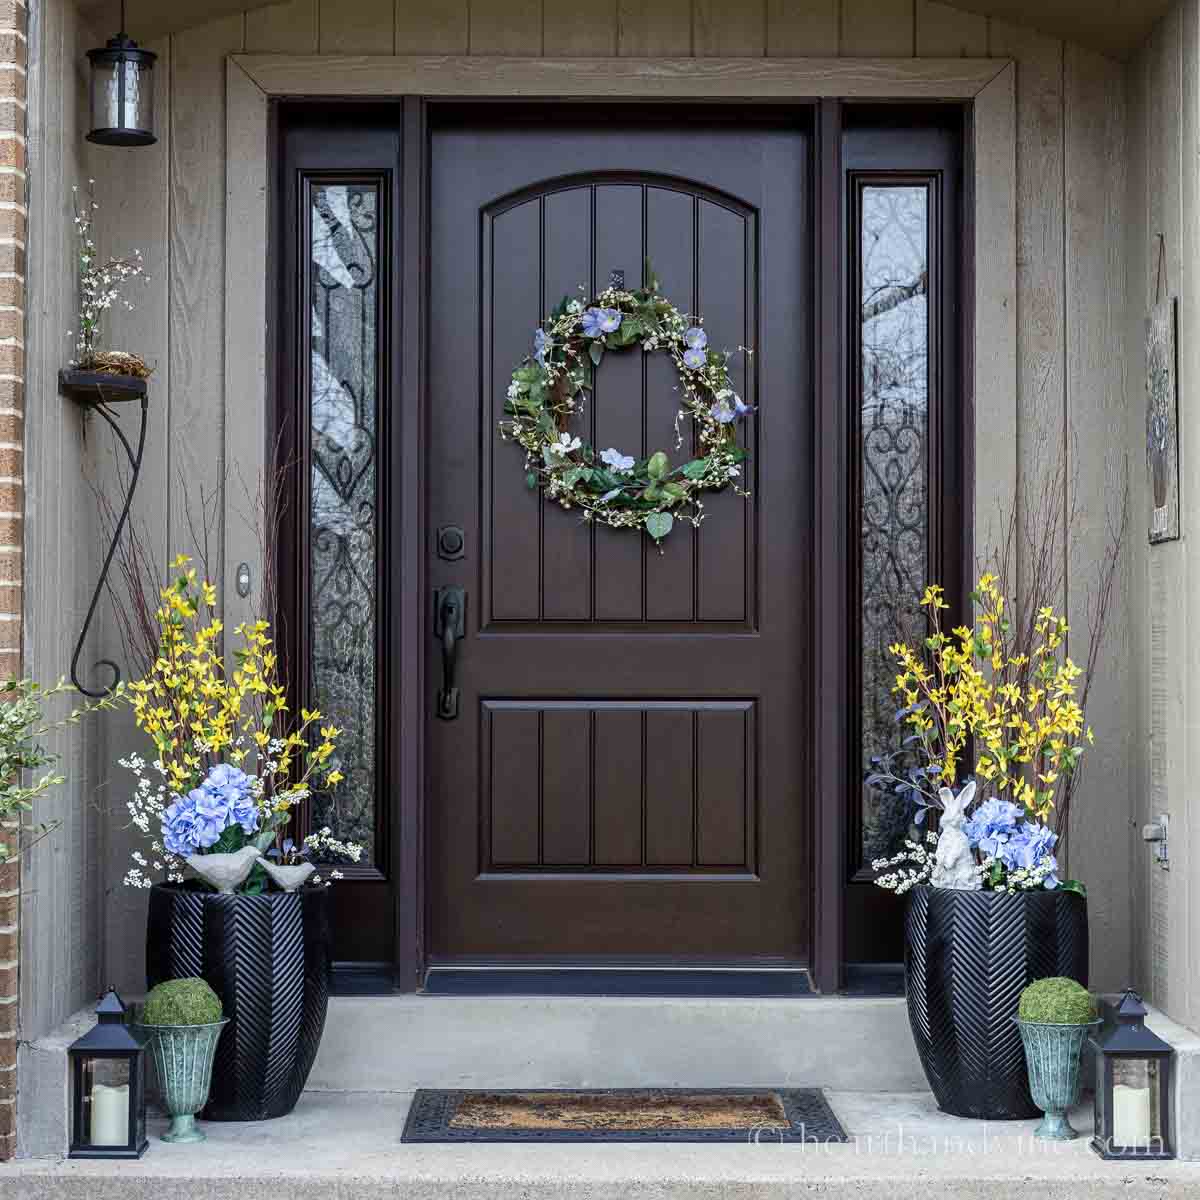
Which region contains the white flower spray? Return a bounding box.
[70,179,146,367]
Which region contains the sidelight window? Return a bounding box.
[304,178,383,865]
[855,180,933,870]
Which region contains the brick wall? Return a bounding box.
[0,0,25,1165]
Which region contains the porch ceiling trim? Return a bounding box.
[233,54,1009,101]
[224,55,1016,993]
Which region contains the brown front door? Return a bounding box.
[427,107,813,963]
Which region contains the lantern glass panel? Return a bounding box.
[80,1057,131,1147]
[89,56,154,141]
[1111,1058,1162,1150]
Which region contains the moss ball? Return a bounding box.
[1018,976,1096,1024]
[143,978,223,1026]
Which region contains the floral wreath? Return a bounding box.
[499,265,753,543]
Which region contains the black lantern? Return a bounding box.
[86,1,156,147]
[1090,989,1173,1160]
[68,989,149,1159]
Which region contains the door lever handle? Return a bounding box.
[434,586,466,720]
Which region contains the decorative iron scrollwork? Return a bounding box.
[60,370,149,698]
[308,181,380,861]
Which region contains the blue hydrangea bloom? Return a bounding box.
[162,762,259,856]
[684,326,708,351]
[999,820,1058,875]
[963,797,1023,856]
[533,328,550,365]
[683,347,707,370]
[162,793,203,857]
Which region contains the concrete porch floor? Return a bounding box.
[5,1088,1199,1199]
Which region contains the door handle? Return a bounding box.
[434,586,466,720]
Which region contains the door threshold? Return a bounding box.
[422,963,814,997]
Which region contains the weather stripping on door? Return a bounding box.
[434,586,466,720]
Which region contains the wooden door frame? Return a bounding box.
[225,54,1016,995]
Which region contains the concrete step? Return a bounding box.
[10,1089,1200,1199]
[308,995,926,1092]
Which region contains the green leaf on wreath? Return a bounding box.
[645,511,673,541]
[525,472,538,489]
[589,341,604,368]
[646,451,669,480]
[513,366,541,384]
[681,459,709,480]
[663,482,688,500]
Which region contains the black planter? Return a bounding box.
[904,885,1088,1120]
[146,883,330,1121]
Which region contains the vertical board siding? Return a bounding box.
[1177,0,1199,1032]
[395,0,469,53]
[22,0,105,1041]
[694,0,766,57]
[840,0,914,56]
[1125,30,1153,1012]
[469,0,542,54]
[1146,5,1186,1024]
[1063,43,1128,996]
[988,20,1067,603]
[318,0,395,52]
[915,0,987,57]
[87,29,173,1012]
[77,0,1136,1000]
[544,1,617,56]
[1123,0,1200,1027]
[617,0,692,56]
[766,0,838,57]
[245,0,319,51]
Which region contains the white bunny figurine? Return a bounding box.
[930,780,981,890]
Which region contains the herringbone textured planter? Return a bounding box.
[904,886,1088,1120]
[146,884,330,1122]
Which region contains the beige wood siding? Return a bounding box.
[1126,0,1199,1031]
[21,0,105,1045]
[76,0,1132,998]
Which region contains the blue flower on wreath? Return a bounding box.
[582,307,622,338]
[533,328,550,366]
[684,326,708,351]
[683,346,707,370]
[710,392,752,424]
[600,447,635,473]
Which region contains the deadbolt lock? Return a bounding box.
[437,524,465,561]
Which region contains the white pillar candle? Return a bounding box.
[1112,1083,1153,1146]
[90,1082,129,1146]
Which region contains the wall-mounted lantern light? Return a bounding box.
[86,1,156,148]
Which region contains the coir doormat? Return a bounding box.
[401,1088,847,1143]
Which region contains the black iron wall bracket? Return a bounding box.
[59,369,149,697]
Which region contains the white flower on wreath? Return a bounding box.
[506,381,524,399]
[550,432,582,458]
[600,447,635,473]
[566,299,583,315]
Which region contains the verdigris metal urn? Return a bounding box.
[1015,1019,1101,1140]
[138,1020,228,1143]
